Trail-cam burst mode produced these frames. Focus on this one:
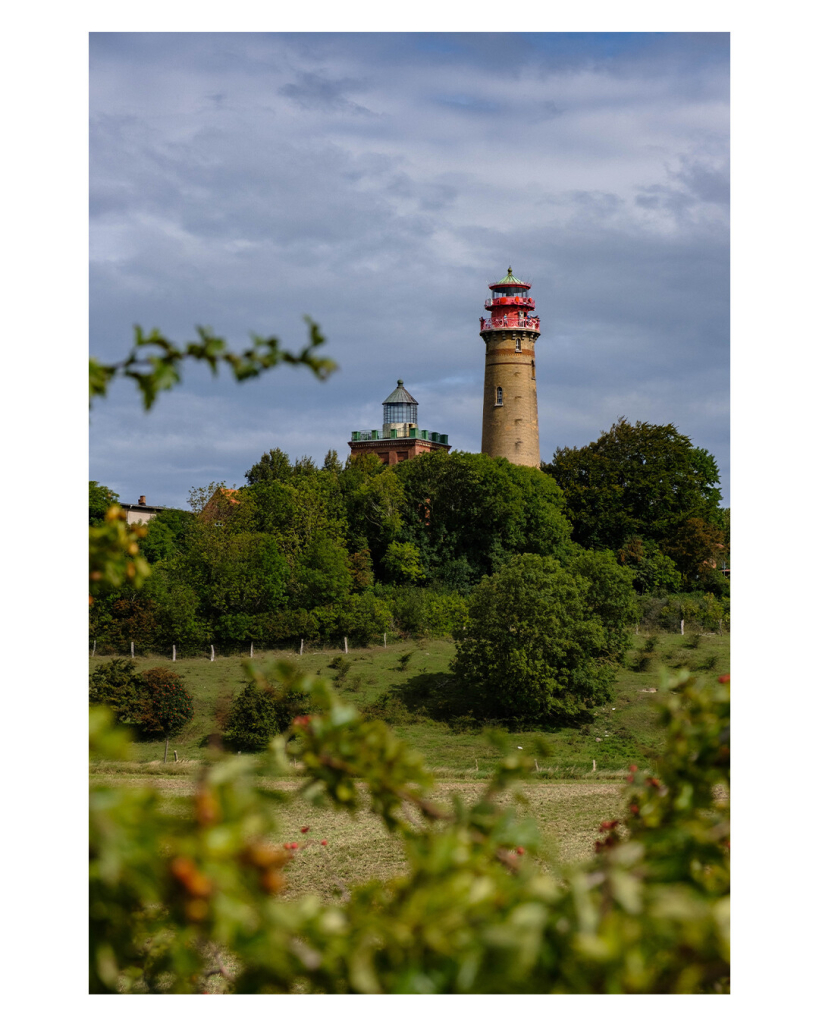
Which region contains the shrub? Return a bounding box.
[332,591,393,646]
[328,656,351,682]
[342,674,364,693]
[89,659,140,721]
[224,678,313,751]
[360,691,422,725]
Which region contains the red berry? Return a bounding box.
[300,826,310,833]
[516,847,525,855]
[321,839,328,846]
[718,673,730,684]
[629,765,638,772]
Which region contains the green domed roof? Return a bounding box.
[497,267,525,285]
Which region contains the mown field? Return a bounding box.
[90,631,728,886]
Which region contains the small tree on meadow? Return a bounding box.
[132,668,194,762]
[223,679,312,751]
[223,680,281,751]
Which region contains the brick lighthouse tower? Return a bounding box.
[480,268,541,467]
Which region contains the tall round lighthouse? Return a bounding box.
[480,268,541,466]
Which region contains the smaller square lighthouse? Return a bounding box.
[348,380,451,466]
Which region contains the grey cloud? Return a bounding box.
[90,33,730,508]
[278,71,374,115]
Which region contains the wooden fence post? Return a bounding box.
[92,641,96,657]
[344,636,348,654]
[210,645,215,662]
[593,759,596,773]
[164,737,169,763]
[130,641,134,659]
[300,639,304,656]
[383,633,387,648]
[174,750,178,762]
[172,645,176,662]
[250,642,254,659]
[680,619,685,636]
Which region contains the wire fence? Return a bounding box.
[89,633,407,661]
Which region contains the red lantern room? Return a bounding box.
[480,267,539,333]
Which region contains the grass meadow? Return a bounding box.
[90,631,728,884]
[89,630,729,775]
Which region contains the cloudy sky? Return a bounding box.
[89,32,729,509]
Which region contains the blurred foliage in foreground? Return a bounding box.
[90,665,729,994]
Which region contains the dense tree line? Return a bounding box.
[90,418,728,659]
[89,449,572,655]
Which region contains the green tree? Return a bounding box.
[569,548,636,662]
[452,554,621,725]
[245,448,292,485]
[663,516,728,590]
[342,466,404,564]
[618,536,683,594]
[140,518,178,564]
[289,536,352,610]
[545,418,723,556]
[394,451,571,586]
[142,566,207,652]
[174,530,289,644]
[89,481,120,525]
[146,508,195,553]
[382,540,426,585]
[322,448,343,474]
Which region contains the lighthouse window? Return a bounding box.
[531,360,536,379]
[496,387,503,406]
[515,336,521,352]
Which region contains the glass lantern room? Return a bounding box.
[382,380,418,429]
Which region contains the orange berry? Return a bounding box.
[170,856,196,883]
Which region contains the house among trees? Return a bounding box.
[120,495,166,525]
[200,487,241,525]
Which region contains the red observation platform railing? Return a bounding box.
[480,312,540,332]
